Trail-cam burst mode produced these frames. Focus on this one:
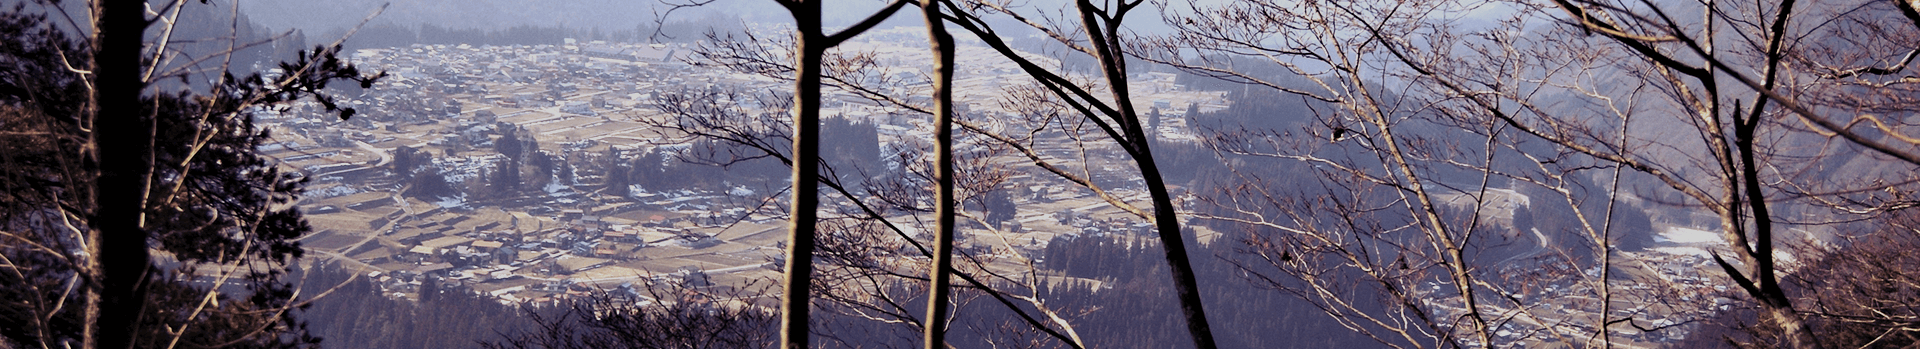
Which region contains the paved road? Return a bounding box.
[354,139,391,167]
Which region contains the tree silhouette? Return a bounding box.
[0,2,382,348]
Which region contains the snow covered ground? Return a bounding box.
[1647,226,1804,267]
[1655,226,1721,244]
[1648,226,1721,257]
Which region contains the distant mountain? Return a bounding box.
[238,0,782,34]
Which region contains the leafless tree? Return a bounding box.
[923,1,1229,347]
[917,0,962,347]
[650,0,915,345]
[1719,209,1920,347]
[1138,0,1920,347]
[641,81,1089,348]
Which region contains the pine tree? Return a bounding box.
[0,3,379,348]
[1148,106,1161,144]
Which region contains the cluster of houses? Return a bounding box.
[269,33,1246,308]
[333,198,760,301]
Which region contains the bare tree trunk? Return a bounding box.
[91,0,154,348]
[920,1,959,347]
[780,1,825,347]
[1734,1,1816,345]
[1135,145,1218,349]
[1071,1,1218,346]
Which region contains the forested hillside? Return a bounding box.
[299,264,531,349]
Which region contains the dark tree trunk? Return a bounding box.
[1072,1,1218,347]
[779,1,824,347]
[91,1,154,349]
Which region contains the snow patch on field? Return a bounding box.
[1649,247,1711,258]
[1656,226,1721,244]
[435,195,467,208]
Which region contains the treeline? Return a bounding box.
[603,116,878,197]
[433,231,1378,349]
[1037,232,1380,349]
[1177,70,1663,263]
[609,139,789,194]
[330,12,748,52]
[297,263,532,349]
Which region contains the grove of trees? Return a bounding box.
[650,0,1920,347]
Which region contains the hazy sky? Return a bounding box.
[235,0,1198,38]
[237,0,982,35]
[240,0,781,34]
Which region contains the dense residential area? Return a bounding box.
[271,34,1235,309]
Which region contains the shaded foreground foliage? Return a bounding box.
[1686,209,1920,347]
[481,278,776,349]
[0,1,375,348]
